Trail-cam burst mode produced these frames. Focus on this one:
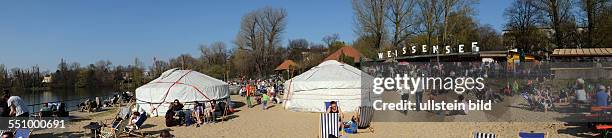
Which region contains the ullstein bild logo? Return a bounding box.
[378,42,480,59]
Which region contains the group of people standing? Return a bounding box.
[242,79,282,110]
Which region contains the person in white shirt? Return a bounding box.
[7,96,29,117]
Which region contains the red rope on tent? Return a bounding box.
[150,70,193,113]
[151,81,211,100]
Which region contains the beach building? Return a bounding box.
[550,48,612,79]
[42,75,53,83]
[275,59,298,80]
[324,46,365,63]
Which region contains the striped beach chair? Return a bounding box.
[357,106,374,129]
[472,131,496,138]
[320,113,339,138]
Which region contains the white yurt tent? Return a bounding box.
[136,68,230,116]
[283,60,377,112]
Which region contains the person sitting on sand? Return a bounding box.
[343,115,359,134]
[192,101,205,125]
[595,85,608,106]
[205,100,217,123]
[80,99,89,112]
[170,99,186,125]
[574,78,588,104]
[57,102,68,117]
[165,109,177,127]
[126,111,141,130]
[171,99,184,111]
[85,99,97,112]
[160,130,175,138]
[1,131,14,138]
[39,103,52,117]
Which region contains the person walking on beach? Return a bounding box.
[262,92,269,110]
[246,83,253,108]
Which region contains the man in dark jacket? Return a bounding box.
[0,89,10,117]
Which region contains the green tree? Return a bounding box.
[339,52,356,66]
[75,69,91,88]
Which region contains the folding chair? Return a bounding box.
[100,106,132,138]
[212,102,228,122]
[127,112,148,137]
[518,131,546,138]
[320,113,339,138]
[14,128,31,138]
[472,131,496,138]
[118,107,131,119]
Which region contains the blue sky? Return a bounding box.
[0,0,510,71]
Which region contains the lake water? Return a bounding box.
[13,88,118,114]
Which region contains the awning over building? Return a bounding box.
[552,48,612,57]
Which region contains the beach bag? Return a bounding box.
[343,122,357,134]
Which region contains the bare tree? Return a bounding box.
[260,7,287,70]
[534,0,574,48]
[200,41,229,65]
[385,0,418,47]
[440,0,478,46]
[504,0,545,51]
[234,7,287,77]
[579,0,610,47]
[478,24,504,51]
[322,33,340,47]
[353,0,387,49]
[417,0,443,47]
[288,39,309,61]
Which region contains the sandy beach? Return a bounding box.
[30,94,594,138]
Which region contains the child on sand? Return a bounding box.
[246,84,252,108]
[262,93,269,110]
